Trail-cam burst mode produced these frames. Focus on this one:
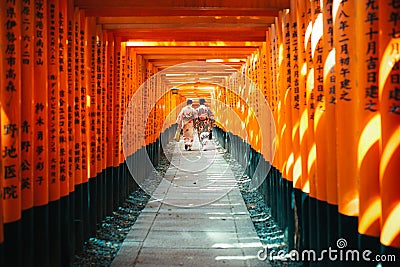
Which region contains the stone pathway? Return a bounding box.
[111,137,269,267]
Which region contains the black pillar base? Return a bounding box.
[60,195,72,267]
[4,219,22,267]
[22,208,34,267]
[34,205,49,267]
[49,200,61,267]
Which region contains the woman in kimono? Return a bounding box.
[195,98,214,150]
[176,99,197,150]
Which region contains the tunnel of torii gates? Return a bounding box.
[0,0,399,266]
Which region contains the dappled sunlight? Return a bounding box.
[357,114,381,169]
[381,202,400,246]
[359,198,381,235]
[293,157,302,188]
[212,242,263,249]
[215,255,258,261]
[307,144,316,174]
[380,127,400,179]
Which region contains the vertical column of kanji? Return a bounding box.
[124,48,131,164]
[322,0,339,251]
[253,52,262,153]
[72,7,83,252]
[120,42,127,200]
[131,48,137,160]
[305,0,317,206]
[1,0,22,222]
[58,0,72,263]
[312,0,326,204]
[85,16,97,236]
[306,0,317,255]
[356,0,381,251]
[283,10,293,182]
[47,0,62,265]
[113,37,121,207]
[66,0,76,256]
[94,24,104,223]
[296,0,309,196]
[290,0,303,254]
[87,17,96,181]
[136,54,144,181]
[48,0,60,207]
[125,48,132,188]
[379,0,400,250]
[275,11,287,234]
[143,63,149,149]
[290,0,301,191]
[104,31,114,216]
[296,0,310,253]
[283,9,296,251]
[1,0,22,265]
[58,0,68,200]
[79,10,88,186]
[33,0,49,266]
[312,0,328,256]
[19,0,35,264]
[20,0,34,215]
[276,13,285,180]
[100,27,107,214]
[269,24,279,171]
[265,29,273,163]
[80,10,91,242]
[333,0,359,249]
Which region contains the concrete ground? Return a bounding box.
[111,137,269,267]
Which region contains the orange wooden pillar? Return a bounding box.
[333,0,360,250]
[119,41,127,201]
[99,27,108,219]
[282,9,296,250]
[379,0,400,252]
[105,31,115,216]
[296,0,310,252]
[95,25,105,223]
[47,1,62,265]
[58,0,72,263]
[1,0,22,265]
[72,7,84,252]
[290,0,303,252]
[33,1,50,266]
[79,10,90,243]
[113,37,122,208]
[310,0,327,255]
[86,16,98,236]
[290,0,302,193]
[66,0,76,256]
[356,0,382,253]
[20,0,35,264]
[322,0,339,251]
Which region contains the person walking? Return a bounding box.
[176,99,197,150]
[195,98,214,150]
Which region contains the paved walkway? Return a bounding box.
[111,137,268,267]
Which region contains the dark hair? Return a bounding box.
[186,99,193,105]
[199,98,205,105]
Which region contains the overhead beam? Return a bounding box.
[83,8,282,17]
[114,29,267,42]
[97,16,276,25]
